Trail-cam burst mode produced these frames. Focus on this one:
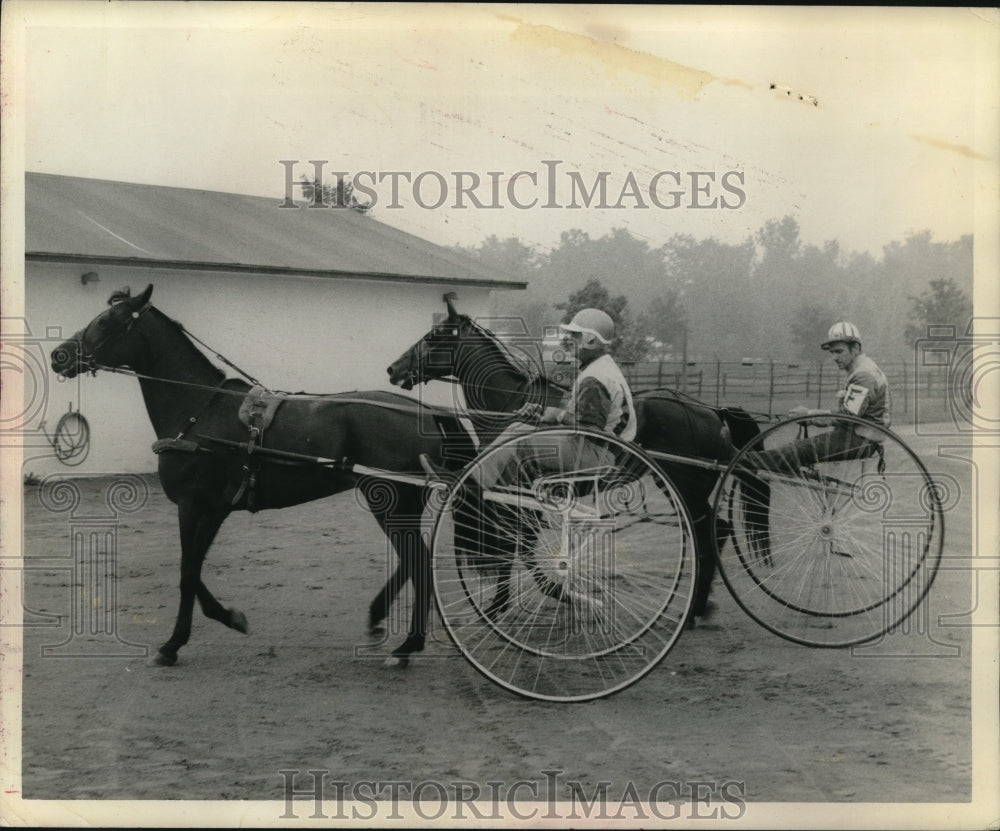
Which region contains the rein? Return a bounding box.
[176,322,263,388]
[81,297,261,385]
[100,356,561,424]
[87,302,535,425]
[95,363,252,397]
[84,300,264,395]
[94,364,524,421]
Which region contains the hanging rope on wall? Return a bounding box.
[40,404,91,466]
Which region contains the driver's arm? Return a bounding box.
[570,377,611,430]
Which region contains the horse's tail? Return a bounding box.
[717,405,762,449]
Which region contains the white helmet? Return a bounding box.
[560,308,615,346]
[821,321,862,350]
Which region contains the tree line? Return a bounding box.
[456,217,973,364]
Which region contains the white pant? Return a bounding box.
[472,423,614,490]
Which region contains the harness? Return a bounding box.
[148,387,480,511]
[76,300,562,508]
[227,386,285,509]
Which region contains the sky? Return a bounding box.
[9,3,998,261]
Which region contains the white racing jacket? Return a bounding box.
[837,353,890,437]
[568,354,637,442]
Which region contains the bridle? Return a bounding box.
[396,321,465,390]
[72,298,154,376]
[402,315,540,388]
[398,315,558,418]
[68,297,274,442]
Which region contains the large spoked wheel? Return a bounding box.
[431,426,696,702]
[711,414,944,647]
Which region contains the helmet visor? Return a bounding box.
[559,321,611,345]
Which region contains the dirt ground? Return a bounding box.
[12,427,984,823]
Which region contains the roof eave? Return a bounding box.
[25,252,528,291]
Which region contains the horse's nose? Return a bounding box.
[386,361,413,390]
[51,343,76,375]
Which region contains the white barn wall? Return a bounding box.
[23,262,495,477]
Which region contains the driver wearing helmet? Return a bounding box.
[536,307,636,439]
[462,307,636,489]
[744,321,891,473]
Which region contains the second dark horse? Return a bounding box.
[386,295,765,619]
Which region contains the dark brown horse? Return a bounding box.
[51,285,475,666]
[386,295,766,618]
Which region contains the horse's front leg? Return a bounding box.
[152,501,240,666]
[361,482,429,667]
[380,524,430,668]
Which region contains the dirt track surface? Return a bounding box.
[17,428,976,819]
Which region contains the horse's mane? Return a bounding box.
[463,315,542,384]
[102,286,226,384]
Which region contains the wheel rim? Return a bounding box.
[432,427,697,701]
[713,414,944,647]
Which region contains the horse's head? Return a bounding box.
[386,293,477,390]
[51,284,155,378]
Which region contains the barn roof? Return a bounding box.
[25,172,525,289]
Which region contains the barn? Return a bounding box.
[18,172,525,477]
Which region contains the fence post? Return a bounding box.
[715,358,721,406]
[767,358,775,418]
[656,360,663,387]
[816,361,823,409]
[681,329,688,393]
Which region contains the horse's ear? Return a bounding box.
[136,284,154,306]
[444,292,459,319]
[108,286,131,306]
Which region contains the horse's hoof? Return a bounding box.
[148,651,177,667]
[383,654,410,669]
[229,609,249,634]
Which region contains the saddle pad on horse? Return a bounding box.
[239,385,284,434]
